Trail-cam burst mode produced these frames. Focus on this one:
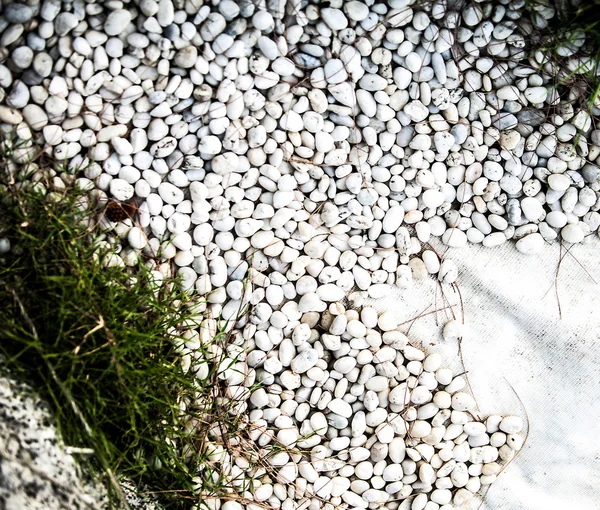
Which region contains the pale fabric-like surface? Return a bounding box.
[368,240,600,510]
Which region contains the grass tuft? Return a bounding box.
[526,0,600,111]
[0,139,243,509]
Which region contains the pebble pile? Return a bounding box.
[4,0,596,507]
[206,300,525,510]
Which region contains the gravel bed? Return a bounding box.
[2,0,597,508]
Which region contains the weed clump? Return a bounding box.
[0,146,225,509]
[527,0,600,110]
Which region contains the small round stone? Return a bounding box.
[561,224,585,244]
[515,233,544,254]
[4,4,35,23]
[105,9,132,35]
